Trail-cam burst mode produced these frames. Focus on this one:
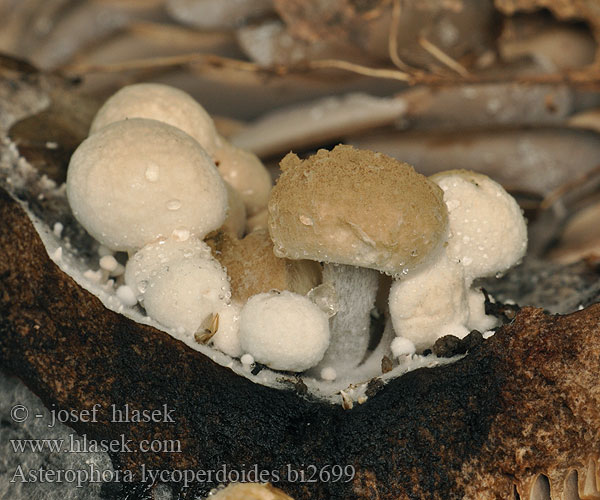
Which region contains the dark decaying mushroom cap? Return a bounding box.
[1,186,600,499]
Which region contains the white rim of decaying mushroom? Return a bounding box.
[389,169,528,354]
[268,145,449,379]
[89,82,222,156]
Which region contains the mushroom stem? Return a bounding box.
[316,263,379,372]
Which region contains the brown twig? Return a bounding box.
[63,53,262,75]
[61,52,600,88]
[305,58,412,81]
[418,36,470,77]
[388,0,411,71]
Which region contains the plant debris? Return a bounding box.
[433,330,485,358]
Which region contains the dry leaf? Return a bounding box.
[350,128,600,196]
[273,0,497,70]
[237,20,370,67]
[231,92,407,157]
[166,0,274,30]
[548,199,600,264]
[568,107,600,132]
[499,17,596,71]
[495,0,600,41]
[400,83,576,130]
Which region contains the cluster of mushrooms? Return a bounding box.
[66,83,527,382]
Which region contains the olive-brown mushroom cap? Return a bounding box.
[268,145,448,275]
[206,230,321,302]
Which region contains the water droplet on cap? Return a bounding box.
[166,199,182,211]
[299,214,314,226]
[145,163,160,182]
[307,283,340,318]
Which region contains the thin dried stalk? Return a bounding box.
[63,53,262,74]
[418,36,470,77]
[388,0,411,71]
[61,52,600,88]
[305,58,411,81]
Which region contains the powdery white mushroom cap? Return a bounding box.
[211,302,242,358]
[214,140,273,216]
[124,235,212,302]
[430,170,527,281]
[239,291,330,372]
[89,83,220,155]
[143,255,231,335]
[389,252,470,351]
[67,119,228,252]
[268,145,448,275]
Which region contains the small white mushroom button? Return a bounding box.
[239,291,330,372]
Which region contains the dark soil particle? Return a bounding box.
[433,330,485,358]
[482,288,521,322]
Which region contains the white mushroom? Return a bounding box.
[213,139,273,216]
[124,235,213,302]
[125,235,244,355]
[211,302,243,358]
[389,169,527,351]
[268,145,448,372]
[432,169,527,332]
[142,254,231,336]
[89,83,221,156]
[67,118,228,252]
[207,481,293,500]
[239,291,330,372]
[389,250,469,352]
[124,235,231,336]
[430,170,528,282]
[467,288,498,333]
